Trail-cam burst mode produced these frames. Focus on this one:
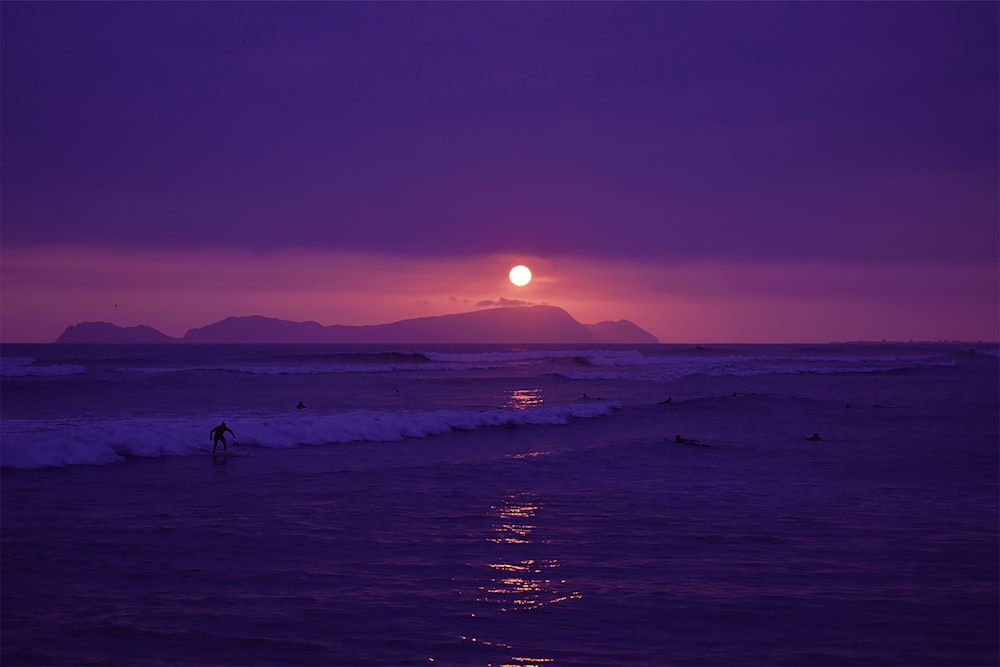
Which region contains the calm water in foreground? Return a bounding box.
[2,343,997,666]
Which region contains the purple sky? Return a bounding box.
[2,2,997,343]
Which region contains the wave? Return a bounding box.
[116,348,659,377]
[1,357,86,377]
[158,350,953,382]
[6,345,963,381]
[4,353,960,391]
[423,348,648,367]
[124,362,450,376]
[0,400,621,469]
[276,351,434,364]
[552,355,955,381]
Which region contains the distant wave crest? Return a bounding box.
[1,357,86,377]
[552,352,955,381]
[124,348,656,376]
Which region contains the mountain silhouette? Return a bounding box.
[56,321,176,344]
[56,305,658,344]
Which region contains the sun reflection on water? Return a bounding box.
[502,659,555,667]
[478,493,583,613]
[490,498,538,545]
[503,388,544,410]
[460,492,583,667]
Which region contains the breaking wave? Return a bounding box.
[0,400,621,469]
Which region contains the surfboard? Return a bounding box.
[667,438,711,448]
[202,450,250,457]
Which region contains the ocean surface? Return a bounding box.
[2,342,997,666]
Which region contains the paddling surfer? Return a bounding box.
[675,435,710,448]
[210,421,236,454]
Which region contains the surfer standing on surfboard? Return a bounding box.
[210,421,236,455]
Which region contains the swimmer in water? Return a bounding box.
[674,435,710,448]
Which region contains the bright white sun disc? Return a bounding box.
[509,265,532,286]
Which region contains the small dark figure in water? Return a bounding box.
[296,401,306,409]
[210,421,236,454]
[673,435,711,448]
[657,396,672,405]
[806,432,823,441]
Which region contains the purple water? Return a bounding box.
[2,343,997,665]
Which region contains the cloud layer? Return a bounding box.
[1,3,996,342]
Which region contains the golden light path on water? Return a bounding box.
[461,491,583,667]
[503,388,544,411]
[450,387,581,666]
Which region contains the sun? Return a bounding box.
[508,265,532,287]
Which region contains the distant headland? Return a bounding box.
[55,305,659,345]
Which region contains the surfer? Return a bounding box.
[674,435,709,447]
[296,401,306,409]
[806,432,823,441]
[657,396,672,405]
[210,421,236,454]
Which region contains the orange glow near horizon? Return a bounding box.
[0,245,997,343]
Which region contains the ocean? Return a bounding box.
[2,342,997,666]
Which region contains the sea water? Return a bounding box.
[2,343,997,666]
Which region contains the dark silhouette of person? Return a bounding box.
[657,397,672,405]
[296,401,306,409]
[210,421,236,454]
[675,435,709,447]
[806,432,823,441]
